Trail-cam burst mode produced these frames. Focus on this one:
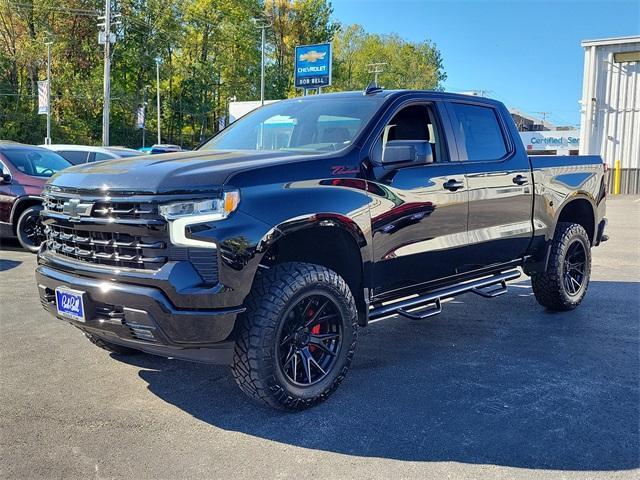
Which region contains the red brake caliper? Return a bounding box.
[307,308,321,352]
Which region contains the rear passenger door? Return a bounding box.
[446,100,534,270]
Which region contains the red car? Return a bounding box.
[0,142,71,252]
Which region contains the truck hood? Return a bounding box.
[47,150,300,194]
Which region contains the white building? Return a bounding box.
[520,130,580,156]
[579,35,640,194]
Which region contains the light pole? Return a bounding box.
[101,0,111,146]
[44,38,52,145]
[155,57,161,145]
[252,17,271,106]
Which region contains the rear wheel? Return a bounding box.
[232,262,358,411]
[16,205,45,253]
[531,222,592,311]
[85,333,142,355]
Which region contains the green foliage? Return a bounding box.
[331,24,446,92]
[0,0,446,148]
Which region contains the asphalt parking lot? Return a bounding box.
[1,196,638,480]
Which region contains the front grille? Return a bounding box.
[42,190,219,283]
[44,196,158,220]
[45,224,167,269]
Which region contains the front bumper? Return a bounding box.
[36,264,243,364]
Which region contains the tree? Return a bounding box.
[0,1,446,147]
[332,24,446,92]
[264,0,338,99]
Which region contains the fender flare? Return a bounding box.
[552,192,597,241]
[10,195,43,224]
[256,212,369,255]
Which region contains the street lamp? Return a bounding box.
[44,35,53,145]
[155,56,162,145]
[252,17,272,106]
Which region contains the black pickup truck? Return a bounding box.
[36,89,607,410]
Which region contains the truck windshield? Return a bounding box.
[200,97,384,154]
[4,148,71,177]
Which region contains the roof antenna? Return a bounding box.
[364,81,383,95]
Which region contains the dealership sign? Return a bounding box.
[520,130,580,151]
[294,43,332,89]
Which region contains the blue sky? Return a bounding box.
[331,0,640,126]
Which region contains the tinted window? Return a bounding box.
[3,148,71,177]
[93,152,114,162]
[450,103,507,161]
[58,150,90,165]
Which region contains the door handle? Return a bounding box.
[443,179,464,191]
[512,174,529,186]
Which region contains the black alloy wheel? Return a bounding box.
[531,222,592,311]
[278,294,342,386]
[16,205,45,253]
[232,262,358,410]
[563,239,587,296]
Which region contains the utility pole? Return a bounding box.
[366,62,387,86]
[535,111,552,124]
[98,1,121,146]
[142,87,147,148]
[155,57,161,145]
[44,38,52,145]
[252,17,272,106]
[100,0,111,146]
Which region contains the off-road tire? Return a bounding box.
[531,222,592,311]
[16,205,45,253]
[85,333,142,355]
[231,262,358,411]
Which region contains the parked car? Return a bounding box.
[36,89,607,410]
[0,143,72,251]
[150,144,182,154]
[41,144,141,165]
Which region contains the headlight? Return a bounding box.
[159,190,240,248]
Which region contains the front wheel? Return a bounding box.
[16,205,45,253]
[232,262,358,411]
[531,222,592,311]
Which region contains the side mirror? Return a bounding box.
[381,140,433,166]
[0,169,10,184]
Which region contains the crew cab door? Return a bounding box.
[445,100,534,269]
[365,99,469,297]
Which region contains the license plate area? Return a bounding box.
[55,287,86,322]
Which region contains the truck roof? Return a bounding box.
[281,89,505,107]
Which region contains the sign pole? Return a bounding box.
[45,40,52,145]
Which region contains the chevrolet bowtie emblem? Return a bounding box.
[299,50,326,63]
[62,198,94,221]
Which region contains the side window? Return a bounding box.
[58,150,90,165]
[93,152,114,162]
[371,103,443,164]
[450,103,508,161]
